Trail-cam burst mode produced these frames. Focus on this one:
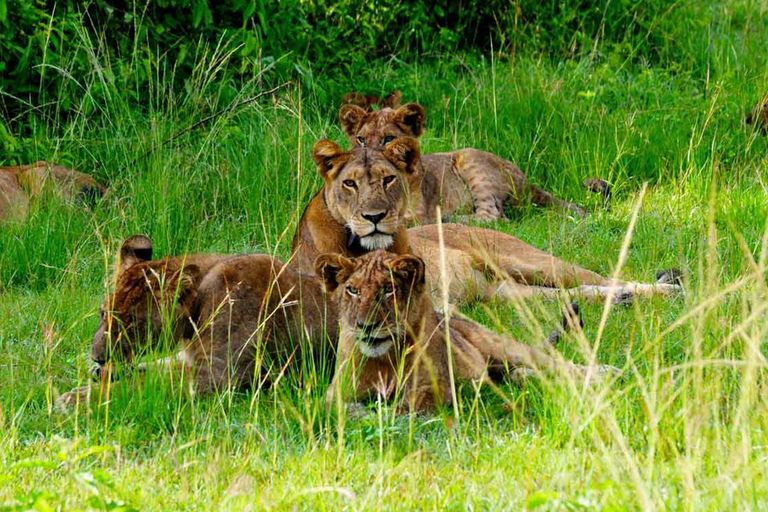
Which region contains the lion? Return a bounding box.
[0,161,106,221]
[57,234,337,408]
[317,250,617,413]
[291,138,682,305]
[746,94,768,135]
[338,101,587,222]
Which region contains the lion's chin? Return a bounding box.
[357,338,394,358]
[360,233,394,250]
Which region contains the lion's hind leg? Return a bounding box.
[452,148,586,218]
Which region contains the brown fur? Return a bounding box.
[290,138,419,274]
[338,102,587,221]
[0,161,106,221]
[341,90,402,112]
[318,251,615,413]
[58,235,336,407]
[293,140,682,305]
[746,94,768,135]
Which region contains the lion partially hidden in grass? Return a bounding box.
[58,235,600,410]
[319,250,616,413]
[57,234,337,407]
[0,161,106,221]
[291,138,681,306]
[339,100,587,222]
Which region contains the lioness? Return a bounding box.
[291,138,681,305]
[58,234,336,407]
[746,94,768,135]
[0,161,106,221]
[338,101,586,222]
[318,250,616,413]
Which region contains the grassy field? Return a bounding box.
[2,2,768,510]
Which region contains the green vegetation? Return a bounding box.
[2,0,768,509]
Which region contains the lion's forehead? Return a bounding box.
[337,150,398,179]
[111,265,165,314]
[346,254,400,292]
[359,110,407,138]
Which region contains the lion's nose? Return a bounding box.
[362,211,387,225]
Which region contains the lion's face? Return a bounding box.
[313,138,421,250]
[316,251,426,358]
[338,102,426,150]
[90,235,200,372]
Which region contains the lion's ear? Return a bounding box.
[118,235,153,274]
[380,90,402,109]
[393,103,425,137]
[315,253,354,293]
[168,264,202,307]
[313,139,349,180]
[389,255,426,292]
[339,104,368,137]
[382,138,421,174]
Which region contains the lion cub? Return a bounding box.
[58,235,336,408]
[317,250,616,414]
[339,101,586,222]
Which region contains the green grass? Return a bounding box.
[2,3,768,510]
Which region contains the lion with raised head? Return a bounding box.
[291,138,682,305]
[0,161,106,221]
[338,101,586,222]
[58,234,336,407]
[317,250,616,413]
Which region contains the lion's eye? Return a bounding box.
[382,175,396,186]
[356,136,366,147]
[382,136,396,144]
[346,286,360,296]
[343,179,357,189]
[382,286,395,297]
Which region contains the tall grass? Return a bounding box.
[2,2,768,510]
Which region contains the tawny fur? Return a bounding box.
[0,161,106,221]
[319,251,615,414]
[292,139,682,305]
[338,102,586,221]
[58,235,336,407]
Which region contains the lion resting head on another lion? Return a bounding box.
[318,250,619,414]
[290,137,421,274]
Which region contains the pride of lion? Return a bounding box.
[52,88,706,415]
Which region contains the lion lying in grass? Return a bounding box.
[57,235,585,411]
[291,137,682,305]
[57,234,337,408]
[338,100,586,222]
[0,161,106,221]
[319,250,617,414]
